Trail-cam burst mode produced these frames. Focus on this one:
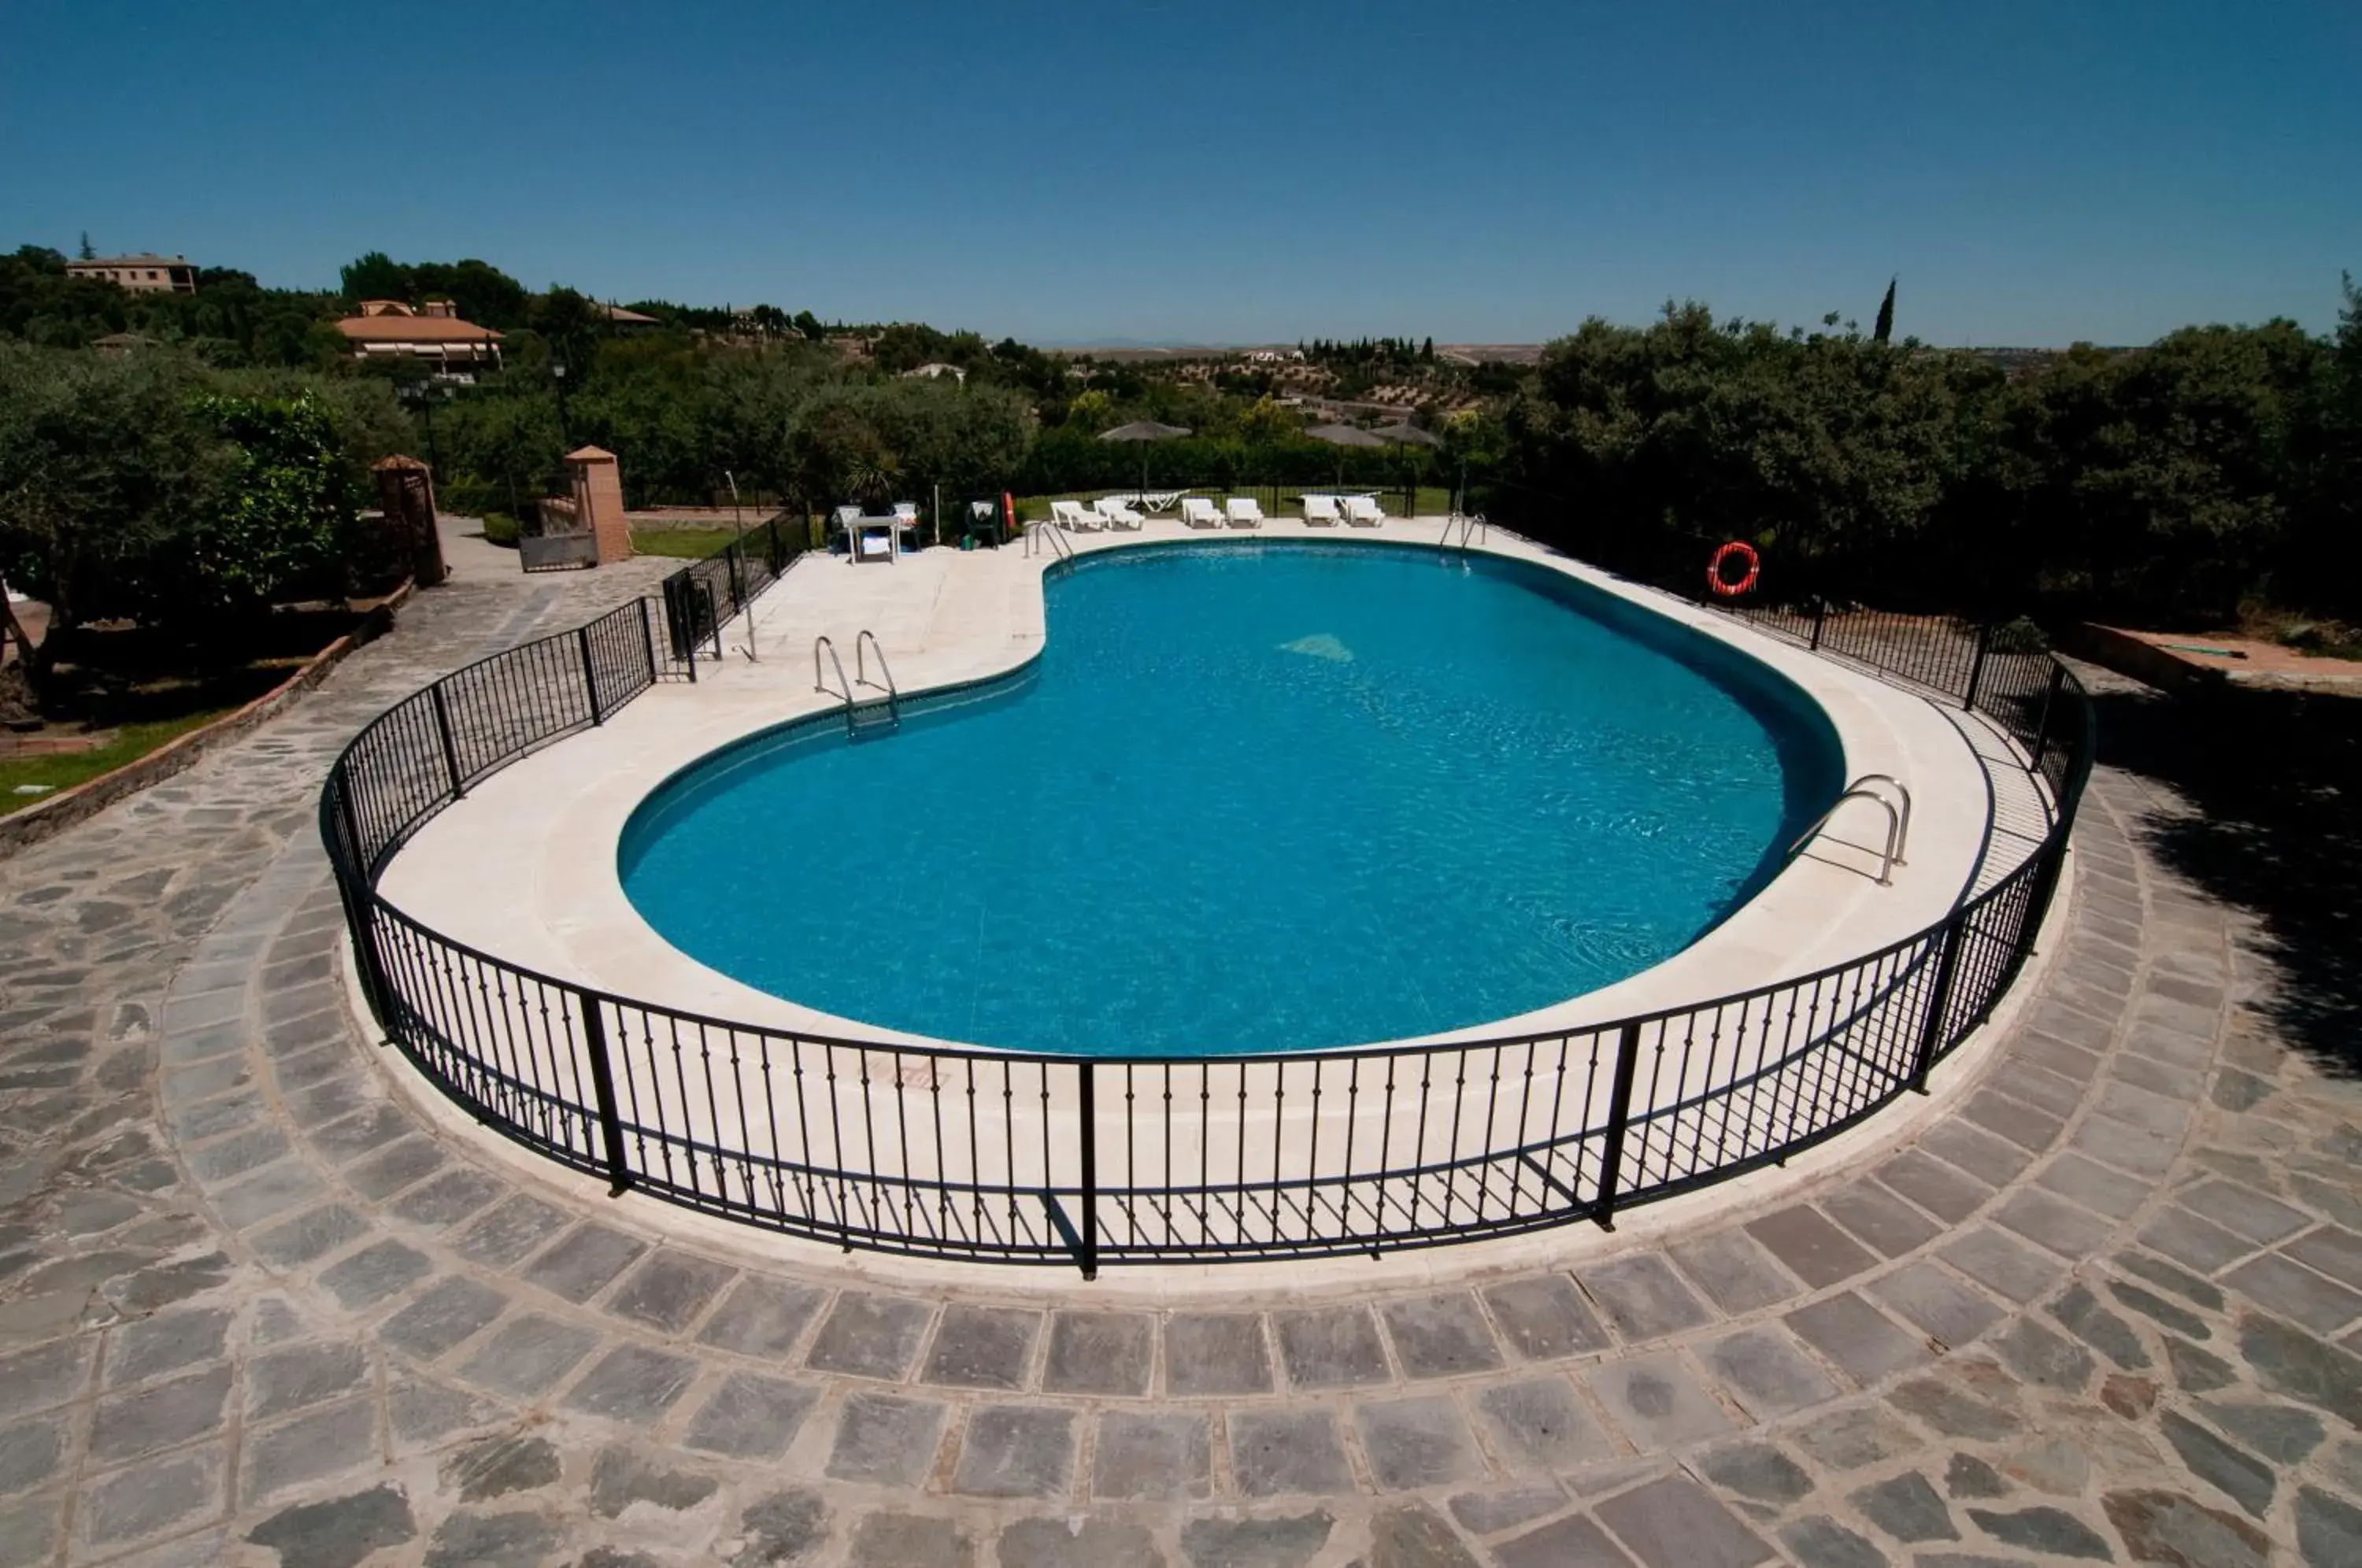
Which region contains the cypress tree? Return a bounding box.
[1873,277,1897,345]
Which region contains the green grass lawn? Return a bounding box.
[626,527,742,560]
[0,708,239,817]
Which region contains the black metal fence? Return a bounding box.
[656,514,813,671]
[322,545,2094,1273]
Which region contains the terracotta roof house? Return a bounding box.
[67,253,198,293]
[333,300,503,369]
[598,303,661,331]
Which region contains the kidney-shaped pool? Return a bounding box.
[620,542,1843,1055]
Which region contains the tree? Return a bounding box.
[174,390,354,620]
[1873,278,1897,346]
[77,232,94,261]
[339,251,409,302]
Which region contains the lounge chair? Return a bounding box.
[1050,499,1101,531]
[1094,496,1145,530]
[1301,494,1342,527]
[1342,495,1386,528]
[1180,497,1225,529]
[1226,497,1265,529]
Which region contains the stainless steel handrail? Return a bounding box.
[1846,773,1912,864]
[855,630,898,711]
[813,634,853,706]
[1026,517,1075,560]
[1789,778,1908,886]
[1439,511,1490,551]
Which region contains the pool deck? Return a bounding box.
[7,532,2356,1567]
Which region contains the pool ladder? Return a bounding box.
[1025,517,1075,560]
[1788,774,1912,885]
[813,631,900,738]
[1439,511,1489,552]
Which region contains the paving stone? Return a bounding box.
[2285,1226,2362,1292]
[251,1204,370,1268]
[2072,1114,2179,1178]
[1987,1317,2094,1392]
[1578,1253,1711,1341]
[1823,1184,1942,1259]
[2197,1399,2324,1463]
[0,1340,92,1419]
[380,1275,509,1359]
[388,1378,501,1448]
[1274,1304,1391,1389]
[215,1162,329,1230]
[1965,1505,2112,1559]
[306,1106,414,1166]
[187,1126,292,1183]
[387,1167,506,1230]
[1472,1374,1616,1470]
[1382,1292,1505,1378]
[452,1195,572,1268]
[1178,1510,1334,1568]
[1230,1408,1356,1496]
[245,1484,417,1568]
[242,1397,378,1503]
[1355,1393,1485,1490]
[1786,1292,1931,1383]
[694,1277,826,1359]
[2139,1207,2255,1273]
[106,1306,232,1386]
[2297,1486,2362,1568]
[80,1445,221,1546]
[998,1516,1162,1568]
[247,1340,367,1419]
[420,1508,562,1568]
[846,1511,969,1568]
[605,1252,735,1333]
[826,1392,946,1486]
[920,1304,1038,1390]
[1594,1474,1774,1568]
[2180,1179,2309,1244]
[442,1435,563,1502]
[1871,1263,2005,1348]
[2108,1277,2213,1338]
[1994,1189,2116,1259]
[727,1488,830,1567]
[2051,1282,2150,1369]
[563,1344,698,1422]
[586,1445,718,1518]
[0,1418,62,1496]
[2223,1252,2362,1332]
[1702,1325,1841,1418]
[682,1372,817,1461]
[2101,1488,2268,1568]
[1875,1150,1995,1225]
[805,1291,932,1380]
[2238,1311,2362,1421]
[1946,1453,2008,1499]
[1490,1513,1638,1568]
[2038,1153,2153,1220]
[89,1363,231,1463]
[950,1403,1074,1499]
[1164,1311,1273,1395]
[1042,1310,1153,1396]
[1445,1482,1568,1536]
[2115,1249,2227,1311]
[2164,1334,2238,1392]
[2158,1410,2275,1518]
[1794,1404,1920,1472]
[1700,1442,1812,1504]
[520,1222,646,1303]
[1367,1500,1483,1568]
[1853,1470,1957,1543]
[1888,1378,2020,1441]
[1938,1226,2064,1304]
[317,1238,431,1309]
[1921,1120,2034,1189]
[1584,1350,1732,1448]
[1092,1409,1211,1500]
[456,1313,601,1397]
[1668,1231,1802,1315]
[1776,1517,1886,1568]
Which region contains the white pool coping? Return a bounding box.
[383,518,2004,1053]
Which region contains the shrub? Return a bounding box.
[479,512,520,547]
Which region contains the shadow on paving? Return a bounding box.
[2088,679,2362,1073]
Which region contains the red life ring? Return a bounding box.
[1001,490,1016,535]
[1708,541,1760,598]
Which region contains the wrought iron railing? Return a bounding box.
[321,548,2094,1273]
[656,514,811,671]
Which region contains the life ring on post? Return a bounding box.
[1001,490,1016,538]
[1707,540,1760,598]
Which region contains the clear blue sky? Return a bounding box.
[5,1,2356,346]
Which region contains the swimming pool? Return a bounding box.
[620,543,1843,1056]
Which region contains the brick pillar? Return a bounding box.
[371,454,447,587]
[566,446,632,565]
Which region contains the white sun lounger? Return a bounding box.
[1050,500,1101,531]
[1301,494,1342,527]
[1226,497,1265,529]
[1094,496,1145,530]
[1342,495,1386,527]
[1180,497,1225,529]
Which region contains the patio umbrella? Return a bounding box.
[1097,420,1193,496]
[1305,423,1386,448]
[1372,421,1442,448]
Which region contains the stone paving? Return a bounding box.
[2,557,2361,1566]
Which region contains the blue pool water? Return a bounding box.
[620,544,1842,1056]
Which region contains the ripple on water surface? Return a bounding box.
[620,544,1842,1055]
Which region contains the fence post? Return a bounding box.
[1591,1019,1645,1230]
[1962,620,1994,712]
[1909,917,1968,1093]
[726,543,745,611]
[576,989,635,1196]
[2027,664,2065,774]
[639,597,660,687]
[1075,1062,1100,1279]
[1809,596,1827,653]
[704,584,723,661]
[428,682,465,798]
[576,626,602,724]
